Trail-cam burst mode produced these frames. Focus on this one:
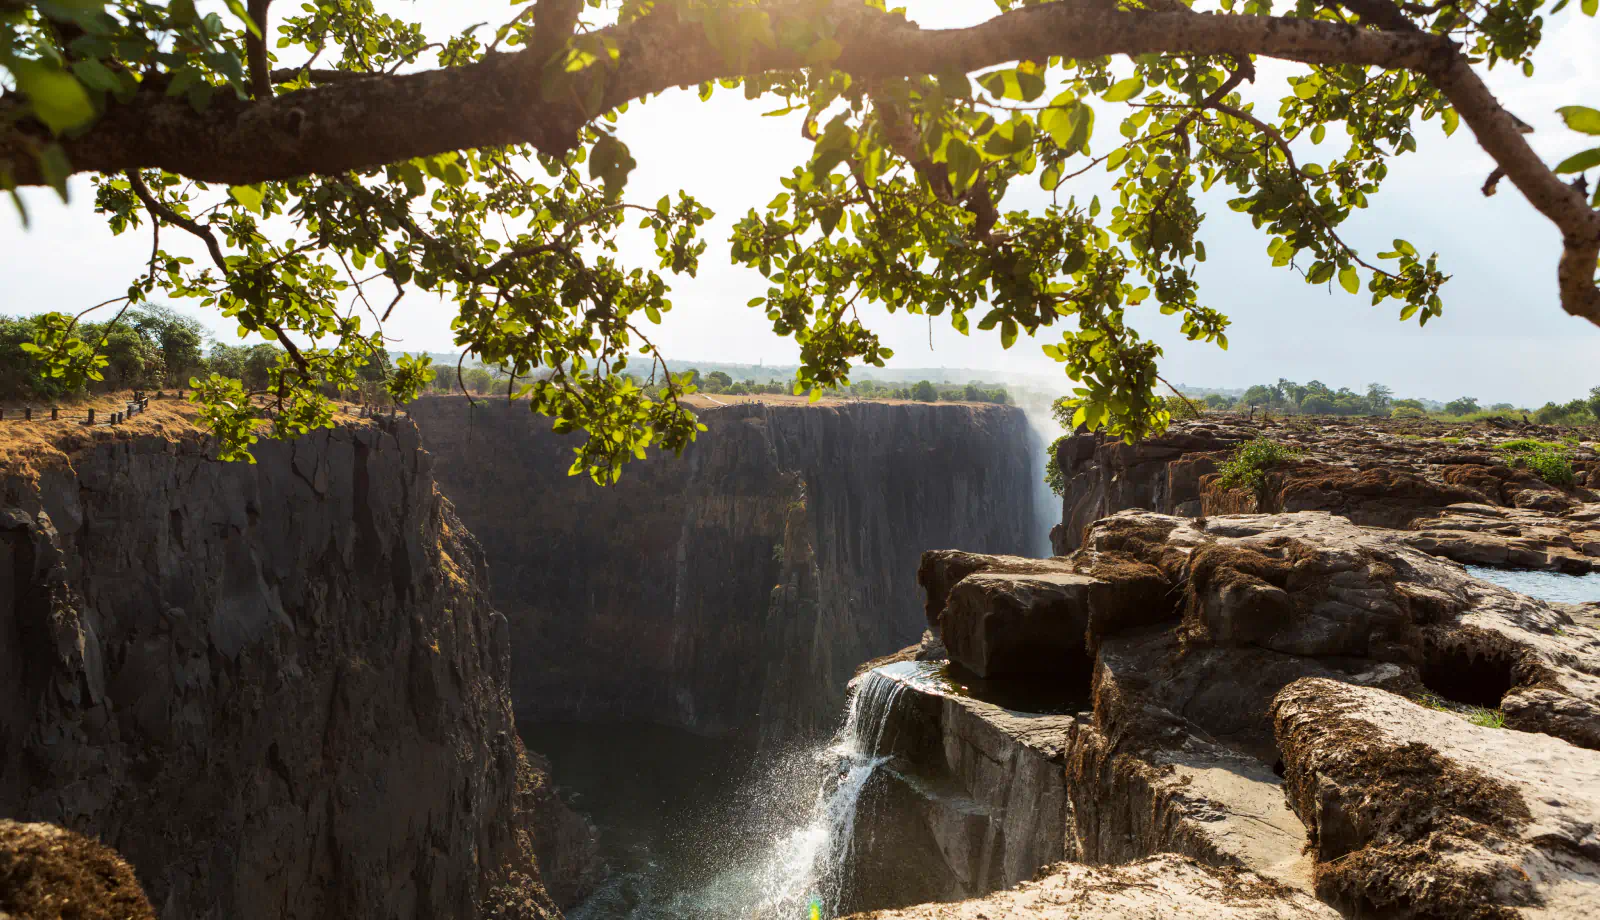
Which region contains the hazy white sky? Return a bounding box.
[3,1,1597,405]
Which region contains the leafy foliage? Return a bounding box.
[1497,439,1576,486]
[1215,438,1303,493]
[1045,432,1070,497]
[3,0,1597,477]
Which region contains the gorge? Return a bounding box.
[406,395,1044,744]
[5,404,1600,920]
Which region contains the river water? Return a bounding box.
[520,669,914,920]
[1465,566,1600,604]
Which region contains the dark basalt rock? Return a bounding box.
[409,397,1041,744]
[0,421,590,920]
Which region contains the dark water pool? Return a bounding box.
[1465,566,1600,605]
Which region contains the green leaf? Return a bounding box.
[1338,265,1359,295]
[1310,124,1326,144]
[945,138,981,191]
[589,134,637,196]
[69,58,122,94]
[1585,0,1598,16]
[1293,80,1317,100]
[818,204,843,236]
[978,68,1046,102]
[1441,107,1459,137]
[1103,77,1144,102]
[805,37,843,67]
[10,59,95,135]
[223,0,262,37]
[1553,146,1600,174]
[37,143,72,199]
[1556,105,1600,136]
[229,184,265,213]
[937,69,972,100]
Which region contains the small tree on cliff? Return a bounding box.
[5,0,1600,480]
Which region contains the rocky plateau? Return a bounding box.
[848,415,1600,919]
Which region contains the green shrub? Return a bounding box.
[1045,433,1070,497]
[1164,394,1204,420]
[1215,438,1303,493]
[1391,406,1426,419]
[1497,439,1575,487]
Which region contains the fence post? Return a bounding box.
[86,408,95,425]
[51,406,58,420]
[24,406,33,421]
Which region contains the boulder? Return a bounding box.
[917,551,1074,632]
[940,571,1098,678]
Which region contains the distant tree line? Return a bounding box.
[1196,378,1599,426]
[1,308,398,405]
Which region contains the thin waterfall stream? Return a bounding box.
[523,668,914,920]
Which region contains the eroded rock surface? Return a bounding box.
[843,854,1340,919]
[1050,419,1600,573]
[880,506,1600,917]
[0,421,591,920]
[841,664,1081,913]
[1274,679,1600,918]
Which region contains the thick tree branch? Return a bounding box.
[1423,54,1600,324]
[1,2,1451,189]
[269,67,375,85]
[2,0,1593,324]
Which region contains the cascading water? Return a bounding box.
[1014,388,1067,558]
[550,667,913,920]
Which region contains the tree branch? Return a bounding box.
[1422,53,1600,324]
[1,0,1592,324]
[0,2,1452,188]
[247,0,274,100]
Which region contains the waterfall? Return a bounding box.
[1015,388,1066,558]
[577,667,912,920]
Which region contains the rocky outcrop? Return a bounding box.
[1051,424,1252,552]
[840,663,1080,913]
[408,397,1040,742]
[1274,679,1600,918]
[845,854,1339,920]
[0,819,156,920]
[857,507,1600,917]
[0,419,586,920]
[1049,419,1600,572]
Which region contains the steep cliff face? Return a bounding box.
[0,418,573,920]
[407,397,1040,741]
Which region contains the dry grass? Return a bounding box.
[0,390,373,482]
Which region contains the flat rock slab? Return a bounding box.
[1273,678,1600,918]
[842,854,1340,919]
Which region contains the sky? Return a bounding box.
[2,1,1597,407]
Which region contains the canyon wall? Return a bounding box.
[0,417,580,920]
[408,397,1041,742]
